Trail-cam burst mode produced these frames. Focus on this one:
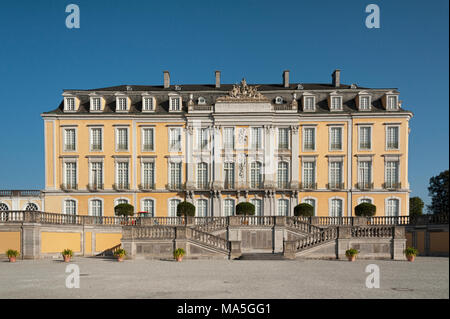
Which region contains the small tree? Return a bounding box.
[177,201,195,217]
[409,197,424,217]
[114,203,134,217]
[294,203,314,217]
[428,170,449,215]
[354,203,376,217]
[235,202,255,216]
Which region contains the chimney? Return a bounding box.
[332,69,341,87]
[163,71,170,89]
[283,70,290,88]
[215,71,221,88]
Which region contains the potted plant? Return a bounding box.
[6,249,19,263]
[174,248,185,262]
[61,249,73,262]
[345,248,359,262]
[235,202,255,225]
[114,248,127,262]
[404,247,418,262]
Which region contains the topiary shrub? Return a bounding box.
[114,203,134,217]
[354,203,376,217]
[235,202,255,216]
[293,203,314,217]
[177,201,195,217]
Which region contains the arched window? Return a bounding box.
[277,162,289,189]
[116,198,128,206]
[25,203,38,211]
[250,162,263,189]
[90,200,102,217]
[224,199,235,216]
[142,199,154,217]
[0,203,9,211]
[64,200,76,215]
[360,198,372,204]
[197,163,208,189]
[303,198,316,216]
[386,198,399,217]
[277,199,289,216]
[169,199,181,217]
[197,199,208,217]
[250,198,263,216]
[330,198,343,217]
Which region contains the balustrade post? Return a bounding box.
[185,216,195,226]
[229,241,242,260]
[310,216,320,226]
[228,216,240,226]
[283,241,297,260]
[353,217,369,226]
[392,226,407,260]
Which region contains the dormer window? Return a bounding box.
[198,97,206,105]
[387,95,398,110]
[64,97,76,112]
[330,96,343,111]
[117,97,128,112]
[359,95,371,111]
[303,96,315,112]
[275,96,284,104]
[142,96,154,112]
[169,96,182,111]
[90,97,101,111]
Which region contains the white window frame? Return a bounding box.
[357,158,373,189]
[302,126,316,152]
[168,160,183,189]
[141,127,155,152]
[196,198,209,217]
[329,196,345,217]
[168,198,182,217]
[169,95,182,112]
[168,127,182,152]
[277,161,289,189]
[223,127,235,150]
[278,127,290,150]
[63,127,77,152]
[89,127,103,152]
[330,95,343,111]
[250,127,263,150]
[303,95,316,112]
[142,96,155,112]
[277,198,289,216]
[116,96,128,112]
[141,197,156,216]
[63,159,78,189]
[250,198,263,216]
[223,198,235,216]
[358,125,372,151]
[115,127,129,152]
[64,97,76,112]
[385,124,400,150]
[386,95,399,111]
[301,157,316,189]
[89,198,103,217]
[90,97,102,112]
[115,160,130,189]
[302,197,317,216]
[385,197,401,216]
[328,160,343,189]
[358,94,371,111]
[89,160,104,189]
[357,196,374,205]
[328,126,343,151]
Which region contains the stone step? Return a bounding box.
[238,253,286,260]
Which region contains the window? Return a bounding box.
[275,96,283,104]
[90,200,102,217]
[277,162,289,189]
[64,129,76,151]
[224,162,235,189]
[250,162,263,189]
[169,162,182,189]
[116,199,128,205]
[116,162,129,189]
[90,162,103,189]
[197,128,209,150]
[250,199,263,216]
[142,128,154,151]
[331,96,342,110]
[142,162,155,189]
[329,127,342,150]
[0,203,9,211]
[302,161,315,189]
[387,96,398,110]
[169,199,181,217]
[278,128,289,150]
[169,128,182,152]
[251,127,263,150]
[386,126,399,150]
[65,97,75,111]
[142,199,154,217]
[64,162,77,189]
[90,128,102,151]
[224,199,235,216]
[359,198,372,204]
[304,96,315,111]
[329,161,342,189]
[386,198,399,216]
[117,97,127,111]
[303,198,316,216]
[223,128,234,149]
[143,97,154,111]
[25,203,38,211]
[303,127,315,151]
[91,98,101,111]
[198,97,206,105]
[330,198,343,217]
[359,96,370,110]
[116,128,128,151]
[277,199,289,216]
[359,126,371,150]
[358,161,372,189]
[170,97,181,111]
[197,199,208,217]
[385,161,399,188]
[197,163,208,189]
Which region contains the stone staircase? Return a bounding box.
[238,253,286,260]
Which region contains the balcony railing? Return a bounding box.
[167,183,183,190]
[327,182,345,190]
[113,183,130,191]
[61,183,78,191]
[300,182,317,190]
[277,181,290,189]
[303,145,315,151]
[330,144,342,150]
[169,143,181,152]
[117,144,128,151]
[356,182,373,190]
[387,142,399,149]
[383,182,402,190]
[64,144,76,151]
[359,143,371,149]
[139,183,155,191]
[223,181,235,190]
[91,144,102,151]
[0,190,42,197]
[142,144,154,152]
[88,183,103,191]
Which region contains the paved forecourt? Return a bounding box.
[0,257,448,299]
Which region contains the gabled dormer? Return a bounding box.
[62,92,79,113]
[89,92,104,112]
[356,91,372,111]
[141,93,155,112]
[168,93,182,112]
[382,91,400,111]
[328,91,343,111]
[302,92,316,112]
[115,92,130,113]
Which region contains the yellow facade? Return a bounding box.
[0,232,21,254]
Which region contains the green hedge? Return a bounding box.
[293,203,314,217]
[235,202,255,216]
[177,201,196,217]
[354,203,376,217]
[114,203,134,217]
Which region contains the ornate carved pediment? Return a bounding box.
[216,78,269,102]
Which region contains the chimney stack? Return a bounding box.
[215,71,221,88]
[283,70,290,88]
[163,71,170,88]
[332,69,341,87]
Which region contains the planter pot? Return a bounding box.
[8,257,16,263]
[63,255,71,262]
[406,255,415,262]
[117,256,124,262]
[347,256,356,262]
[176,256,183,262]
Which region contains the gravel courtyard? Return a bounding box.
[0,257,448,299]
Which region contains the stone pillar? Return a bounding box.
[336,226,352,259]
[263,125,275,188]
[352,217,369,226]
[174,226,188,257]
[273,217,286,253]
[283,241,297,260]
[21,223,41,260]
[212,126,223,189]
[185,126,195,190]
[392,226,407,260]
[229,241,242,259]
[212,190,221,216]
[290,126,300,189]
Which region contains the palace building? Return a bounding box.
[38,70,413,218]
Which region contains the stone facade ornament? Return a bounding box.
[188,93,194,111]
[291,93,298,110]
[238,128,248,144]
[238,153,246,179]
[216,78,269,102]
[290,125,299,135]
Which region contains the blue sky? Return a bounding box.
[0,0,448,207]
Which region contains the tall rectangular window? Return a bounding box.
[197,163,208,189]
[90,128,102,151]
[171,97,181,111]
[302,161,315,189]
[251,127,262,149]
[386,199,399,216]
[386,126,399,150]
[64,162,77,189]
[329,162,342,189]
[223,128,234,149]
[65,98,75,111]
[224,199,235,216]
[143,97,154,111]
[387,96,398,110]
[330,199,343,217]
[197,199,208,217]
[331,96,342,110]
[277,162,289,189]
[116,128,128,151]
[360,96,370,110]
[303,127,315,151]
[142,128,154,151]
[90,162,103,189]
[278,128,289,150]
[250,162,263,189]
[250,199,263,216]
[169,162,182,189]
[197,128,209,150]
[358,161,372,189]
[329,127,342,150]
[224,162,235,189]
[385,161,399,188]
[277,199,289,216]
[91,98,101,111]
[142,162,155,189]
[64,129,76,151]
[169,199,181,217]
[169,128,182,152]
[359,126,371,150]
[116,162,129,189]
[117,97,127,111]
[304,96,315,111]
